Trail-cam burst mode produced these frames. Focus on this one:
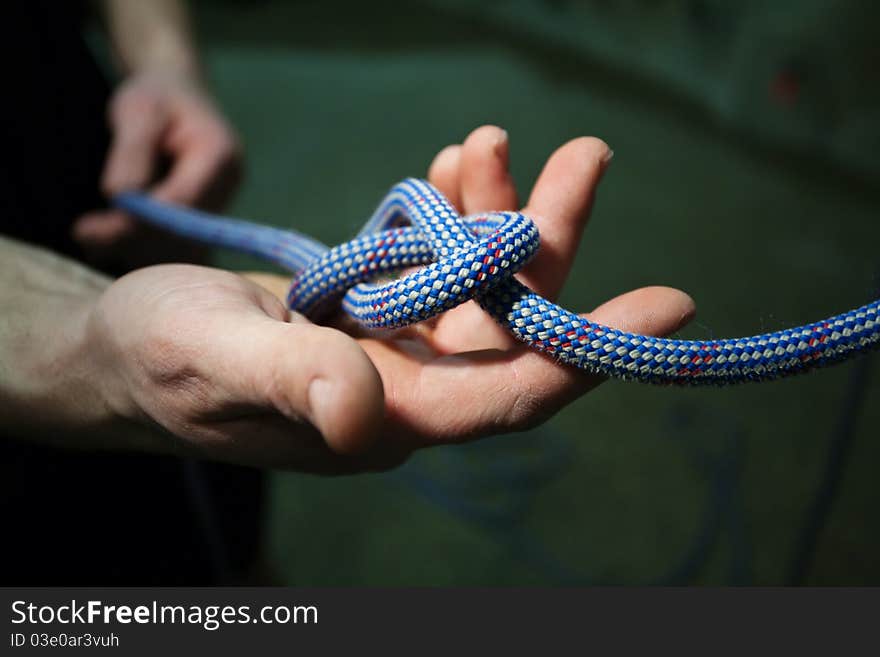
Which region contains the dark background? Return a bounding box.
[89,0,878,585]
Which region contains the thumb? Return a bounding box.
[217,311,386,456]
[101,90,167,195]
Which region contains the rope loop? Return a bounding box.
[287,178,540,327]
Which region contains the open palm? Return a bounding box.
[247,126,695,464]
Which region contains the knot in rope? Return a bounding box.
[286,178,539,327]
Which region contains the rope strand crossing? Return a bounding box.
[116,178,880,385]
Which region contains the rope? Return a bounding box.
[116,178,880,385]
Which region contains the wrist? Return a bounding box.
[79,286,179,453]
[127,45,204,91]
[7,287,119,445]
[123,62,206,98]
[103,0,204,86]
[0,238,163,451]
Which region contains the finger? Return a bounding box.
[427,144,463,210]
[101,93,167,195]
[519,136,613,300]
[215,308,386,456]
[402,286,694,443]
[459,125,518,214]
[71,210,136,248]
[241,271,291,302]
[152,128,240,209]
[587,285,696,336]
[418,127,519,352]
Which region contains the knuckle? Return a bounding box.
[112,85,161,121]
[259,351,297,419]
[219,129,242,155]
[493,361,555,434]
[211,129,244,167]
[502,388,548,433]
[130,290,207,397]
[137,315,197,387]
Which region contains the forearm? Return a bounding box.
[100,0,202,81]
[0,236,155,450]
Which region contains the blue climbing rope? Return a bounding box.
[116,178,880,385]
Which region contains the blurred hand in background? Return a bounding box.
[72,0,242,269]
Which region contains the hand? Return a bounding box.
[87,263,388,473]
[245,126,696,466]
[73,72,242,269]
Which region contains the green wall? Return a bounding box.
[191,0,879,584]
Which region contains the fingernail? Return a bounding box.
[601,148,615,165]
[493,128,509,158]
[307,378,334,431]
